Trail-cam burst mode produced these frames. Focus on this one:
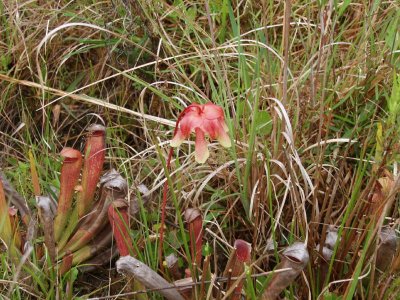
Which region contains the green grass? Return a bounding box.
[1,0,399,299]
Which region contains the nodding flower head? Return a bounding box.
[170,102,231,163]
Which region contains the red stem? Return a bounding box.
[159,110,187,266]
[159,147,174,264]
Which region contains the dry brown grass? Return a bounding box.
[1,0,399,299]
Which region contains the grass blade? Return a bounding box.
[28,150,41,196]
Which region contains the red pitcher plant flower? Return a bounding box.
[170,102,231,163]
[159,102,231,266]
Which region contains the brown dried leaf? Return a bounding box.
[37,196,56,263]
[376,227,398,274]
[262,242,309,300]
[129,184,151,216]
[165,253,181,280]
[116,256,185,300]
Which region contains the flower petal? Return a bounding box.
[203,118,230,140]
[202,102,224,120]
[185,103,202,112]
[217,130,232,148]
[170,129,186,147]
[221,119,229,132]
[194,128,209,163]
[202,119,231,147]
[216,122,231,148]
[201,119,219,139]
[180,110,203,135]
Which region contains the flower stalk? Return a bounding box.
[160,102,231,262]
